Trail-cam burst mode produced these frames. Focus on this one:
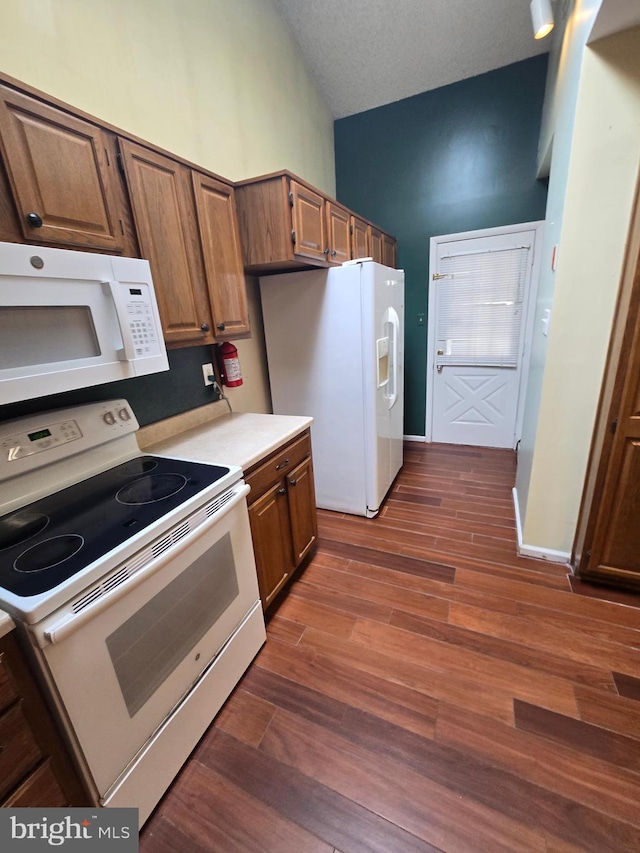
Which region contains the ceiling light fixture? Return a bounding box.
[530,0,554,39]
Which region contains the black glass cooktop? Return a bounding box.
[0,456,230,598]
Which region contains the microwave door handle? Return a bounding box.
[103,280,136,361]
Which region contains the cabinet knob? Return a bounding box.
[278,487,286,496]
[331,250,337,257]
[26,212,43,228]
[200,323,210,332]
[323,248,329,255]
[289,478,297,487]
[216,323,225,332]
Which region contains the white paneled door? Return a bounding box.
[428,227,539,449]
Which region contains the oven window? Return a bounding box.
[0,306,100,367]
[105,533,239,718]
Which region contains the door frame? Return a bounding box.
[426,220,545,446]
[573,179,640,582]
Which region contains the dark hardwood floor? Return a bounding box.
[141,442,640,852]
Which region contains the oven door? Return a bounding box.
[34,481,262,797]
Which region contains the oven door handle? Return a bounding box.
[42,482,250,646]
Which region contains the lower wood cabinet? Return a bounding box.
[245,430,317,609]
[0,631,88,808]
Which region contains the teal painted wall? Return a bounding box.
[335,55,549,436]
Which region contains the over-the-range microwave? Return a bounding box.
[0,241,169,405]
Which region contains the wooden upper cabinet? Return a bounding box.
[192,173,249,339]
[382,232,397,268]
[119,139,213,347]
[290,180,326,262]
[235,171,397,274]
[0,86,124,251]
[326,201,350,265]
[369,226,383,263]
[351,216,369,260]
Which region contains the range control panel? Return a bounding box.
[0,399,139,482]
[1,419,83,462]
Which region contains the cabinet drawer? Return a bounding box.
[0,703,42,800]
[245,432,311,501]
[0,653,18,714]
[2,758,67,807]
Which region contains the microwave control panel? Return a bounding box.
[125,287,160,357]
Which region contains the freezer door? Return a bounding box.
[362,262,405,516]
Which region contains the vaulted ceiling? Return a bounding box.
[272,0,551,119]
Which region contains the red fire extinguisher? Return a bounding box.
[217,341,243,387]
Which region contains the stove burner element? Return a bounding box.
[116,474,188,506]
[0,512,50,551]
[117,457,159,477]
[14,534,84,573]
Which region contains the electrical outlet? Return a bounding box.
[201,363,214,386]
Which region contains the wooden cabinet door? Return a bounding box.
[326,201,350,265]
[369,226,383,263]
[0,86,124,251]
[351,216,369,259]
[248,481,295,607]
[580,232,640,588]
[192,172,250,339]
[382,233,397,268]
[286,456,317,564]
[119,139,213,347]
[290,180,327,262]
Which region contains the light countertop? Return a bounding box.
[0,611,14,639]
[138,403,312,472]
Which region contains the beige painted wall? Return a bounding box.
[518,25,640,553]
[0,0,335,414]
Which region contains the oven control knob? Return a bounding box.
[103,411,116,426]
[118,408,131,421]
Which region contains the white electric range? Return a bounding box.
[0,399,265,825]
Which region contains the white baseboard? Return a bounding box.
[404,434,427,442]
[512,487,571,564]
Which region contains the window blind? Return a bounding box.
[436,246,530,368]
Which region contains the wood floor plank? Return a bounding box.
[448,601,635,684]
[197,728,441,853]
[255,637,439,739]
[316,537,456,583]
[515,601,640,650]
[140,815,211,853]
[331,704,640,853]
[299,627,516,724]
[260,707,546,853]
[456,568,640,628]
[160,755,335,853]
[514,700,640,772]
[390,608,615,691]
[342,557,520,615]
[212,686,276,747]
[298,562,450,623]
[435,702,640,829]
[350,618,580,717]
[273,595,357,638]
[289,577,395,624]
[575,685,640,739]
[265,613,306,645]
[613,671,640,701]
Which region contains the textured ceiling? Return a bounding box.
[272,0,551,119]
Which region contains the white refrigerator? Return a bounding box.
[260,260,404,518]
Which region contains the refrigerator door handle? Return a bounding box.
[384,306,401,410]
